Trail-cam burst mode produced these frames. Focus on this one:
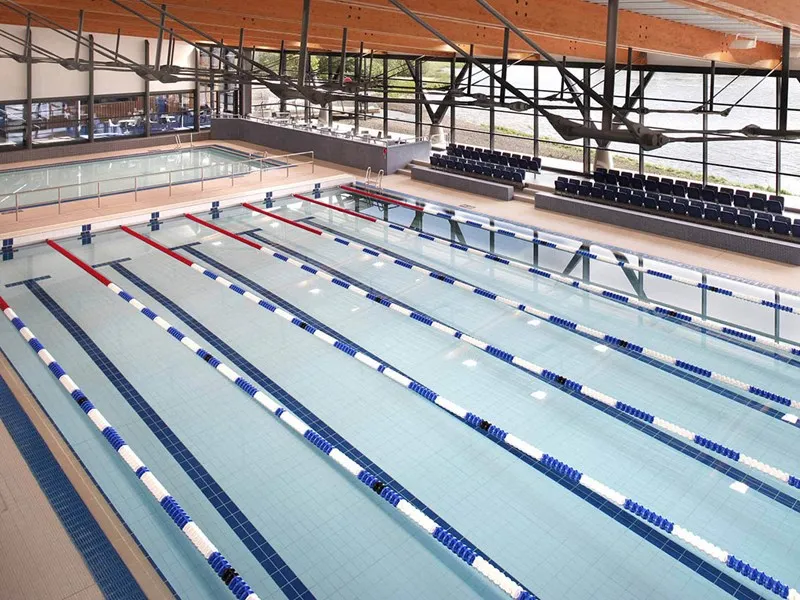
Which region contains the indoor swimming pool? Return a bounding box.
[0,145,273,211]
[1,185,799,600]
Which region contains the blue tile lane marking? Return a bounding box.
[172,239,777,599]
[5,275,52,288]
[107,261,538,599]
[339,194,800,362]
[240,230,800,511]
[25,280,312,600]
[295,223,800,428]
[179,246,414,382]
[1,294,265,599]
[0,361,147,600]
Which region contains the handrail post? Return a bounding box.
[57,187,62,214]
[15,193,19,221]
[97,181,101,207]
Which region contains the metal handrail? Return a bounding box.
[4,148,315,221]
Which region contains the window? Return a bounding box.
[0,103,25,149]
[94,95,146,138]
[149,91,196,133]
[31,99,89,145]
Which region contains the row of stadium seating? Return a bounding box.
[446,144,542,172]
[555,177,800,239]
[593,168,784,214]
[431,154,525,185]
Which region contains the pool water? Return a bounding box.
[0,187,798,600]
[0,146,272,211]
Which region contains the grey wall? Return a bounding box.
[212,118,429,174]
[411,165,514,201]
[536,192,800,265]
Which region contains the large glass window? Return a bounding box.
[31,99,89,145]
[0,103,25,149]
[149,91,196,133]
[94,95,146,138]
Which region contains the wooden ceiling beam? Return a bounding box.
[11,0,641,62]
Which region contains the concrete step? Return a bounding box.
[410,159,431,167]
[514,189,537,204]
[396,168,412,176]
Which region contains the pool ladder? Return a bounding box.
[364,167,384,192]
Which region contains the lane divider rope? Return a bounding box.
[291,194,800,421]
[0,295,262,600]
[340,185,800,359]
[212,209,800,488]
[120,223,797,600]
[46,238,536,600]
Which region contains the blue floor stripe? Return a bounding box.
[301,224,797,423]
[0,353,147,600]
[343,203,800,369]
[25,280,315,600]
[163,245,762,600]
[108,261,538,599]
[180,246,413,381]
[245,229,800,515]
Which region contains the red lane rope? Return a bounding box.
[293,194,377,223]
[184,213,265,249]
[47,240,112,286]
[120,226,194,267]
[339,185,424,213]
[242,203,323,236]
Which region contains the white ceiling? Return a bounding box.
[582,0,796,47]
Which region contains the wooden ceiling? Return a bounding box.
[0,0,794,66]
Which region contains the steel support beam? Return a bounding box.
[449,57,456,142]
[776,73,782,194]
[154,3,166,71]
[74,9,83,64]
[24,13,32,150]
[194,48,201,132]
[338,28,347,86]
[88,34,94,142]
[383,55,389,136]
[779,27,790,133]
[601,0,620,142]
[279,40,286,112]
[702,72,708,185]
[144,39,151,137]
[298,0,312,120]
[388,0,534,108]
[533,64,539,156]
[500,27,510,105]
[489,65,496,149]
[354,41,363,132]
[583,66,590,173]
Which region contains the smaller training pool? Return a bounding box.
[0,145,279,211]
